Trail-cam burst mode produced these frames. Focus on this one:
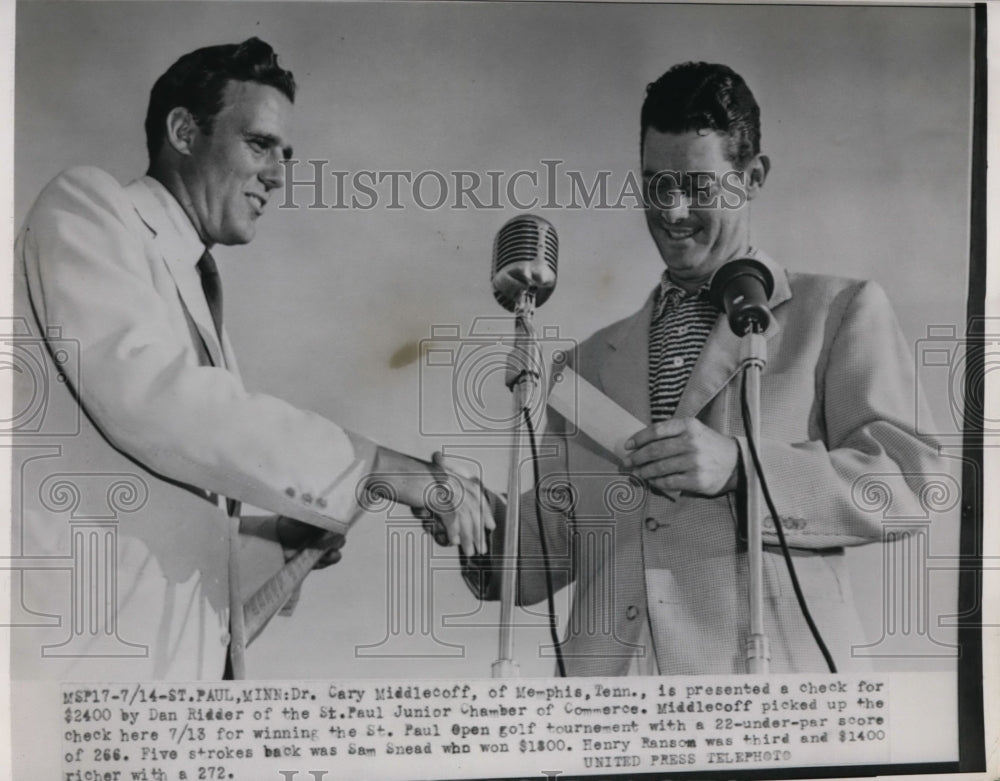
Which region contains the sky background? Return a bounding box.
[13,2,974,682]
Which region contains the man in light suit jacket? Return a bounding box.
[462,62,946,675]
[11,38,490,681]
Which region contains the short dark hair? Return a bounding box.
[640,62,760,169]
[144,37,296,162]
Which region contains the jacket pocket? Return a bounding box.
[763,546,847,603]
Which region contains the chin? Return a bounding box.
[661,250,706,272]
[222,227,256,246]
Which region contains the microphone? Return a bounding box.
[709,258,775,335]
[491,215,558,312]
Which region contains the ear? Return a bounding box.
[745,153,770,201]
[164,106,200,156]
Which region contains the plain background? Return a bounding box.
[12,2,973,681]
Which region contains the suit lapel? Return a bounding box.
[599,291,656,426]
[674,252,792,419]
[165,255,227,370]
[672,315,744,419]
[599,253,794,424]
[127,180,227,369]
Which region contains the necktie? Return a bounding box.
[197,251,246,679]
[197,250,224,341]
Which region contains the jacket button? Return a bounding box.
[625,605,639,620]
[645,516,658,531]
[285,487,296,498]
[316,497,327,509]
[302,493,313,504]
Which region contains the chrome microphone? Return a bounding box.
[491,215,558,312]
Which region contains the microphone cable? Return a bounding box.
[739,368,837,673]
[523,406,567,678]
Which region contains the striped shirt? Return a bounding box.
[648,274,718,422]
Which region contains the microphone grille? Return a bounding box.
[491,215,558,311]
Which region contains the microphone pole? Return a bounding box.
[493,289,541,679]
[741,326,769,675]
[710,258,773,675]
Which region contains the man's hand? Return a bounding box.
[413,453,497,557]
[275,516,346,569]
[621,417,740,497]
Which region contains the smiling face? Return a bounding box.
[175,80,294,246]
[642,128,765,291]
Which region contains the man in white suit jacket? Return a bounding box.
[12,38,490,681]
[462,62,947,675]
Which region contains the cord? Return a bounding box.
[740,369,838,674]
[523,407,567,678]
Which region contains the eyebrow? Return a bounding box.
[641,170,717,189]
[246,131,294,161]
[641,169,688,185]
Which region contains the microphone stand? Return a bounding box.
[493,289,542,679]
[740,325,770,674]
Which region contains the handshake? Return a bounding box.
[408,452,504,558]
[277,451,503,581]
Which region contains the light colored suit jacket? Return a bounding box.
[11,167,376,680]
[468,252,947,675]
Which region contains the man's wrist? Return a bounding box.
[426,453,455,507]
[365,445,436,509]
[725,439,744,494]
[275,516,324,558]
[422,453,456,546]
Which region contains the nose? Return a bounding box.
[260,150,285,191]
[661,190,689,222]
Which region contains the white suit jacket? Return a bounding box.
[11,167,376,680]
[467,252,948,676]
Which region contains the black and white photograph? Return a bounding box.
[3,1,992,779]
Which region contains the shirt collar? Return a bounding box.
[653,272,711,322]
[136,175,207,267]
[652,247,764,322]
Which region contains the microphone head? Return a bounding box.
[709,258,775,334]
[491,214,558,312]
